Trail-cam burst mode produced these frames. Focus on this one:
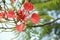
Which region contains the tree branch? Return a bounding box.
[0,18,60,30]
[32,18,60,27]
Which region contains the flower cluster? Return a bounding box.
[0,1,40,32]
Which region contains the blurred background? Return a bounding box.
[0,0,60,40]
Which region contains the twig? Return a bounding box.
[0,18,60,29]
[32,18,60,27]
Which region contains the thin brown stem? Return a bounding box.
[32,18,60,27]
[0,18,60,30]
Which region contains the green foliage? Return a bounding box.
[31,0,41,4]
[22,0,60,40]
[34,0,60,11]
[31,0,60,40]
[22,0,31,4]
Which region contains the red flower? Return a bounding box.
[0,13,3,19]
[30,13,40,24]
[1,11,6,16]
[18,9,26,21]
[24,2,33,11]
[18,9,24,16]
[16,24,24,32]
[11,0,16,2]
[7,10,16,18]
[18,14,26,21]
[0,11,6,19]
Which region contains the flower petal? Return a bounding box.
[0,11,6,19]
[7,10,16,18]
[16,24,24,32]
[18,9,24,16]
[30,13,40,24]
[0,13,3,19]
[24,2,33,11]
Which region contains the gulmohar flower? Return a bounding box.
[7,10,16,18]
[30,13,40,24]
[16,24,24,32]
[24,2,33,11]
